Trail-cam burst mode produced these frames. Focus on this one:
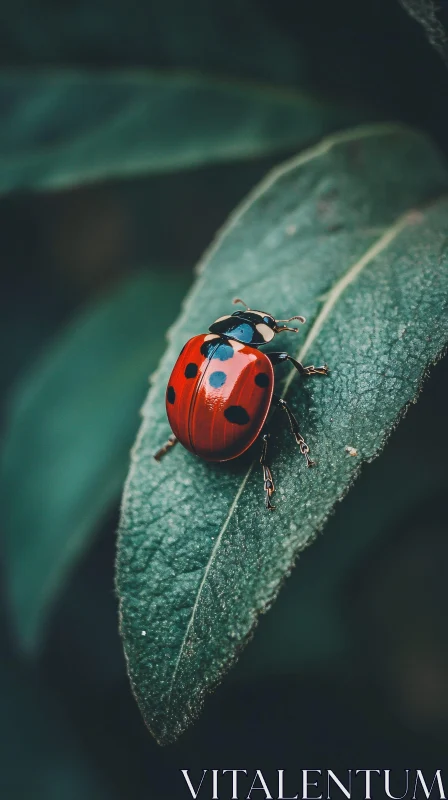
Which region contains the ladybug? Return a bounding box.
[154,299,328,510]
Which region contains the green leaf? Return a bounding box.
[0,70,362,193]
[116,123,448,744]
[1,270,190,651]
[398,0,448,65]
[235,357,448,679]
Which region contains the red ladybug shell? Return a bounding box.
[166,334,274,462]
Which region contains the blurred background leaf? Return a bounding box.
[0,71,361,193]
[1,271,191,650]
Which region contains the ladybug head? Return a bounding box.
[208,298,306,347]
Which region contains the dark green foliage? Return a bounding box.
[1,272,190,649]
[116,125,448,743]
[0,0,302,84]
[0,71,360,192]
[1,0,448,789]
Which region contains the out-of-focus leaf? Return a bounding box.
[0,661,110,799]
[1,270,191,651]
[116,123,448,744]
[0,70,362,193]
[398,0,448,64]
[1,0,302,85]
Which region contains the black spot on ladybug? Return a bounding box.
[255,372,269,388]
[209,370,226,388]
[185,362,198,378]
[200,338,234,360]
[167,386,175,404]
[200,340,218,358]
[213,342,234,361]
[224,405,250,425]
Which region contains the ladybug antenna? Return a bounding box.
[233,297,250,310]
[275,315,306,333]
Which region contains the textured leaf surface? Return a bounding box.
[116,124,448,744]
[1,271,190,650]
[235,358,448,679]
[0,71,358,193]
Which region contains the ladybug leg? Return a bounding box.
[296,362,329,376]
[260,433,276,511]
[154,434,178,461]
[268,352,329,376]
[273,395,315,468]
